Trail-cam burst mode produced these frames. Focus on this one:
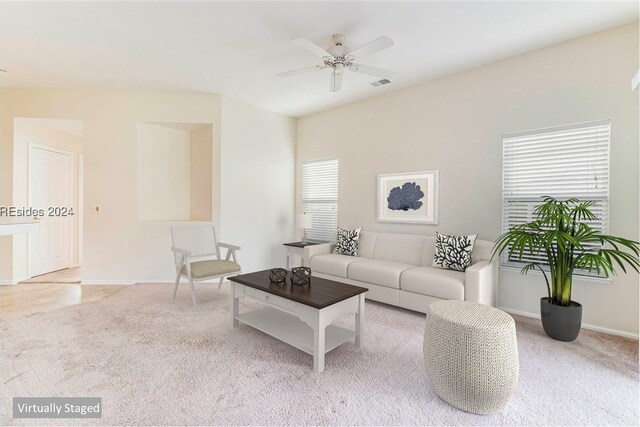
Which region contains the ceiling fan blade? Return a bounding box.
[330,71,343,92]
[277,65,324,77]
[349,63,397,79]
[348,36,394,59]
[292,37,334,58]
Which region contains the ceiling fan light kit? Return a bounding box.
[279,33,397,92]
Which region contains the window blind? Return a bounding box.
[502,120,610,276]
[302,158,339,242]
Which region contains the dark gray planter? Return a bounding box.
[540,297,582,342]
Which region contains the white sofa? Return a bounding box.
[303,230,498,313]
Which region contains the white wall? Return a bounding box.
[221,97,296,272]
[1,90,294,284]
[137,122,191,221]
[0,89,223,283]
[190,125,213,221]
[296,23,639,335]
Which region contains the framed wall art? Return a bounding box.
[377,170,438,224]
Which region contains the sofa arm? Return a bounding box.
[464,259,498,306]
[303,243,334,266]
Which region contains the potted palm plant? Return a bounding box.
[492,196,639,342]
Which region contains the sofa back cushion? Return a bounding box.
[358,230,378,259]
[372,232,426,265]
[421,236,436,266]
[472,239,493,264]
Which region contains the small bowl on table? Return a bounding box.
[291,267,311,286]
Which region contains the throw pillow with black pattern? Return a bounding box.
[432,232,478,272]
[333,227,362,257]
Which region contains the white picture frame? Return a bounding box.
[377,170,438,224]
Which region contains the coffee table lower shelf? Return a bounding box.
[229,276,366,372]
[236,306,355,355]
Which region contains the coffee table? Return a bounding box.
[229,269,368,372]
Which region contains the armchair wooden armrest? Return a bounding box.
[218,242,241,251]
[218,242,241,262]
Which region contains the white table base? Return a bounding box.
[230,282,364,372]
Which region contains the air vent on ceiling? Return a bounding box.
[371,79,391,87]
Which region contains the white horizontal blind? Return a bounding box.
[502,120,610,276]
[302,158,339,242]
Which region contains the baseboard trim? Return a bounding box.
[81,280,137,285]
[81,280,174,285]
[499,306,639,340]
[0,276,30,285]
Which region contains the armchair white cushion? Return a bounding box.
[171,224,241,307]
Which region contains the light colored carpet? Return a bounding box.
[1,284,638,426]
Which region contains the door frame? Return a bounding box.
[27,143,74,278]
[78,153,84,266]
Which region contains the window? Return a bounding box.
[302,158,339,242]
[502,120,610,276]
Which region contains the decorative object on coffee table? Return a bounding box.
[424,300,519,414]
[378,170,438,224]
[291,266,311,285]
[268,268,288,283]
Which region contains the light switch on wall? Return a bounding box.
[93,206,101,213]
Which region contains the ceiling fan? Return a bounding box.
[278,33,397,92]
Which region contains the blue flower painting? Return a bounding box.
[387,181,424,211]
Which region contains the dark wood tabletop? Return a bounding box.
[229,269,368,309]
[283,241,323,248]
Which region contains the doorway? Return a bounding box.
[13,118,84,282]
[28,145,73,277]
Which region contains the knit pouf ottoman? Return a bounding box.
[424,300,519,414]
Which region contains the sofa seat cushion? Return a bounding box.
[348,259,416,289]
[310,254,364,278]
[401,267,465,300]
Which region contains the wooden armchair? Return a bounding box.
[171,224,241,307]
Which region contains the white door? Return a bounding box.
[28,146,72,277]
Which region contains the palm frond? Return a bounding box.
[572,201,597,222]
[575,252,611,276]
[492,196,640,304]
[521,262,551,298]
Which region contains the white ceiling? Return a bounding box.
[0,2,637,117]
